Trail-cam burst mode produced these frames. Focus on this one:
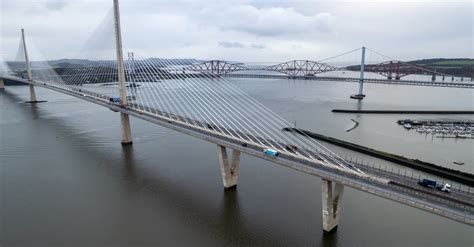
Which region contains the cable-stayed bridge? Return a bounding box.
[0,0,472,234]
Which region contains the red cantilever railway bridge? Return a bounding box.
[186,59,455,79]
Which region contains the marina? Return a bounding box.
[397,119,474,138]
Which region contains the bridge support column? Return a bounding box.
[0,78,4,89]
[29,84,37,102]
[321,179,344,234]
[217,145,240,190]
[120,113,133,145]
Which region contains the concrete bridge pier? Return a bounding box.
[217,145,241,190]
[321,179,344,234]
[0,78,4,89]
[120,113,133,145]
[28,84,37,102]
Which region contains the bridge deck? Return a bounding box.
[3,76,474,225]
[222,73,474,88]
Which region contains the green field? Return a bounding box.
[407,58,473,77]
[430,60,474,66]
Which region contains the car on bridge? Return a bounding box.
[417,179,451,193]
[109,96,121,104]
[418,178,437,189]
[264,148,279,157]
[436,183,451,193]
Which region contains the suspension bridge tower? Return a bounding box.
[350,46,366,100]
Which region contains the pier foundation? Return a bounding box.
[217,145,241,190]
[350,94,365,100]
[0,79,4,89]
[321,179,344,234]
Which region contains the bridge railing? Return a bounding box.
[314,158,473,223]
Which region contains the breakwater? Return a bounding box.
[332,109,474,114]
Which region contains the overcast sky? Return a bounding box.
[0,0,472,62]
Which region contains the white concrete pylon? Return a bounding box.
[217,145,241,189]
[321,179,344,234]
[113,0,133,145]
[21,28,38,102]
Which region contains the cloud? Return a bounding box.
[250,43,266,49]
[45,1,68,11]
[218,41,245,48]
[0,0,471,62]
[218,41,266,49]
[198,5,336,37]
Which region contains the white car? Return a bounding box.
[437,183,451,193]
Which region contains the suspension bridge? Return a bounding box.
[0,0,473,234]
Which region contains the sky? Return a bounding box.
[0,0,472,62]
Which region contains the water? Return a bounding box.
[1,80,473,246]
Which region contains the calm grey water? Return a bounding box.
[1,79,473,246]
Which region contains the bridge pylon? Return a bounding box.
[321,179,344,234]
[21,29,39,103]
[0,79,4,89]
[113,0,133,145]
[217,145,241,190]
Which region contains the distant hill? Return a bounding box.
[407,58,473,78]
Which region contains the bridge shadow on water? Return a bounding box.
[1,89,339,245]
